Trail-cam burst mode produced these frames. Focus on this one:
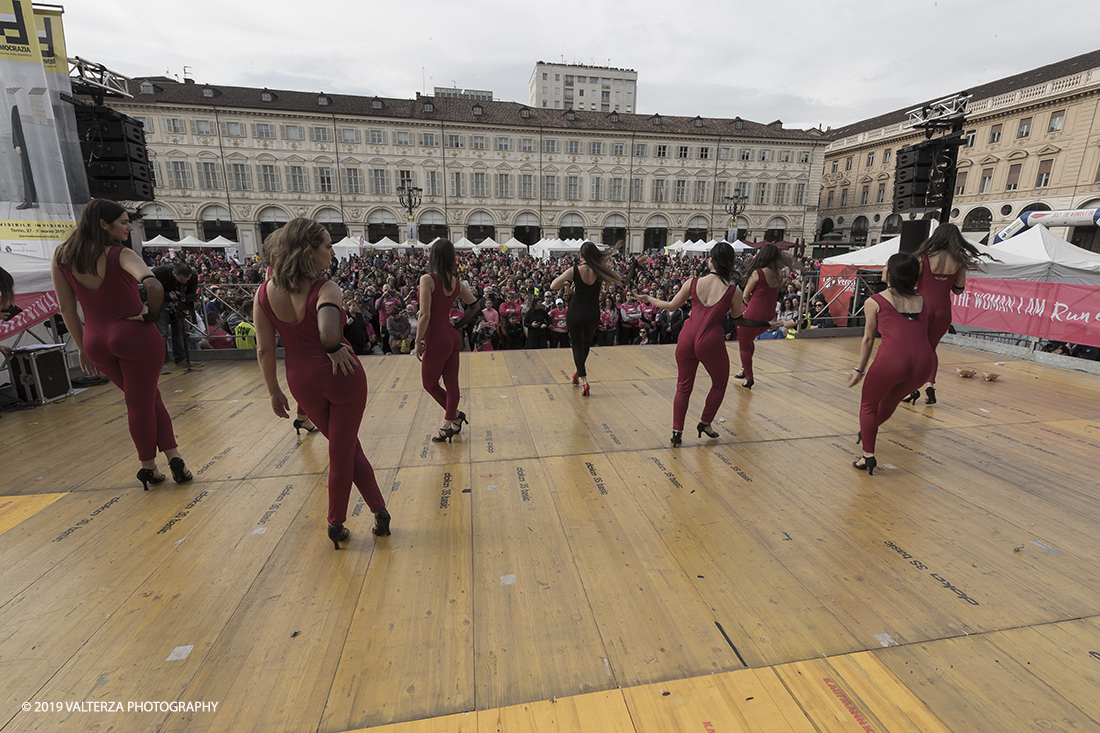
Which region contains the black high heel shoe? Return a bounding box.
[925,386,937,405]
[903,390,920,405]
[671,430,683,446]
[452,411,469,434]
[372,508,391,536]
[137,467,166,491]
[853,456,878,476]
[734,370,745,380]
[293,417,320,435]
[328,524,349,550]
[697,422,720,439]
[742,378,754,389]
[168,456,192,484]
[432,425,456,443]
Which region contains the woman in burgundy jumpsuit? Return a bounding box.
[639,241,774,445]
[910,223,992,404]
[254,218,389,549]
[847,253,934,475]
[51,199,192,490]
[736,242,792,389]
[414,239,478,443]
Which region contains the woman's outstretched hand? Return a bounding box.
[327,344,358,375]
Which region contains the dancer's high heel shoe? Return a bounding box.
[452,411,469,433]
[582,382,590,397]
[168,456,193,484]
[853,456,878,476]
[734,370,745,380]
[925,386,937,405]
[328,524,349,550]
[855,430,861,444]
[742,378,754,389]
[903,390,920,405]
[572,371,579,386]
[137,467,166,491]
[372,507,392,537]
[293,417,320,435]
[697,422,720,439]
[671,430,683,446]
[432,425,456,443]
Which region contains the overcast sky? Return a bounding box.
[65,0,1097,131]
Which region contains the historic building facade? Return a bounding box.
[818,49,1100,251]
[106,78,827,256]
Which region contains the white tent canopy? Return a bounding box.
[206,235,238,246]
[171,235,225,248]
[0,250,53,293]
[141,235,178,247]
[501,237,527,254]
[477,237,499,251]
[990,225,1100,284]
[821,235,1051,282]
[370,236,402,250]
[453,237,478,251]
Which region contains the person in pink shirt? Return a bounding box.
[597,296,619,346]
[549,297,570,348]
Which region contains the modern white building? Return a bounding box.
[107,77,827,256]
[529,62,638,113]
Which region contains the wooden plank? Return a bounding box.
[0,476,312,728]
[159,471,396,733]
[606,451,860,667]
[541,452,740,687]
[320,463,474,730]
[0,492,66,536]
[481,689,635,733]
[463,387,538,464]
[822,652,954,732]
[469,458,611,709]
[512,385,601,458]
[624,667,818,733]
[343,710,477,733]
[876,630,1100,732]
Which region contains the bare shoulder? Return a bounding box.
[419,273,435,289]
[317,279,342,302]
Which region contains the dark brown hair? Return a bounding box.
[55,199,128,275]
[913,223,994,271]
[744,242,794,277]
[428,239,457,290]
[578,240,625,287]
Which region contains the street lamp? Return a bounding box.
[397,183,422,243]
[723,193,748,242]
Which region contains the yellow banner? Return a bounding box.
[1,219,75,241]
[0,0,41,63]
[32,6,65,74]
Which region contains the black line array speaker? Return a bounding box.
[75,105,154,201]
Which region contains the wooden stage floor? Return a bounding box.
[2,337,1099,733]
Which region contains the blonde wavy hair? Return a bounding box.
[262,218,327,293]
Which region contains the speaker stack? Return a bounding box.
[74,105,153,201]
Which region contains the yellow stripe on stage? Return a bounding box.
[0,492,67,537]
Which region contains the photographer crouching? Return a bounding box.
[151,262,202,372]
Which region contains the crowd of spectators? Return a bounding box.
[144,246,827,355]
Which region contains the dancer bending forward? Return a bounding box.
[254,218,390,548]
[847,253,934,475]
[638,241,774,445]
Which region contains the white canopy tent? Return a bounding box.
[370,236,402,250]
[332,236,361,259]
[174,235,225,248]
[821,235,1050,282]
[989,225,1100,284]
[141,235,178,248]
[453,237,479,252]
[0,250,53,293]
[680,239,717,257]
[500,237,527,255]
[477,237,500,251]
[206,235,237,246]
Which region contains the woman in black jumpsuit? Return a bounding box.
[550,240,626,397]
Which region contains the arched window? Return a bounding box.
[1020,202,1051,214]
[963,207,992,232]
[851,215,869,244]
[882,214,902,235]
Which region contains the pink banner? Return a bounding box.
[952,279,1100,347]
[0,290,59,338]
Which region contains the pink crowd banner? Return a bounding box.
[952,279,1100,347]
[0,290,59,338]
